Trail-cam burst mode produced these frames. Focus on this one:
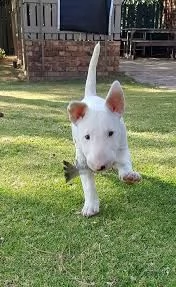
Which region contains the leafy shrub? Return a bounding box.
[0,48,6,59]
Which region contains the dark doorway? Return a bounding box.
[0,0,14,55]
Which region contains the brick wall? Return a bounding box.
[25,40,120,81]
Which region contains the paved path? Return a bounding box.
[119,58,176,89]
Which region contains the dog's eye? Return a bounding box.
[108,131,114,137]
[85,134,90,140]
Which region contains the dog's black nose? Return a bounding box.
[98,165,106,171]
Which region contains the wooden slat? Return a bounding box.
[111,5,115,33]
[87,34,94,41]
[108,34,114,41]
[25,32,37,40]
[99,35,106,41]
[113,33,120,40]
[23,0,57,3]
[67,33,73,40]
[134,40,176,46]
[36,3,40,27]
[73,33,81,41]
[23,3,28,28]
[30,3,37,28]
[25,27,40,33]
[93,35,100,41]
[45,33,52,39]
[57,0,60,29]
[113,4,121,40]
[52,3,57,27]
[44,3,51,27]
[59,33,66,40]
[52,33,58,40]
[81,33,87,41]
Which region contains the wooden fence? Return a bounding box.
[10,0,122,79]
[11,0,121,43]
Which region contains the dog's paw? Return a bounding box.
[122,171,141,184]
[82,201,99,217]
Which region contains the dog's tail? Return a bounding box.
[85,42,100,97]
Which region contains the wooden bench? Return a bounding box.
[132,40,176,59]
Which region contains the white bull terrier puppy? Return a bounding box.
[67,42,141,217]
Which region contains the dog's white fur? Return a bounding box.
[67,42,141,217]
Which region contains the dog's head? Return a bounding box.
[67,81,125,172]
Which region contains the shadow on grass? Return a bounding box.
[0,95,72,140]
[1,173,176,285]
[101,173,176,222]
[1,173,175,229]
[1,78,176,136]
[0,79,84,93]
[0,95,68,109]
[0,117,71,142]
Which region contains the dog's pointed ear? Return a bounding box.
[105,81,125,115]
[67,101,88,123]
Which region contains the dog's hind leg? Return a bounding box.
[80,170,99,217]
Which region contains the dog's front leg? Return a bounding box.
[75,147,99,217]
[80,170,99,217]
[115,148,141,184]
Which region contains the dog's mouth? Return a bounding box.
[88,162,114,173]
[96,165,106,172]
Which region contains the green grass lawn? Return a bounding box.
[0,68,176,286]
